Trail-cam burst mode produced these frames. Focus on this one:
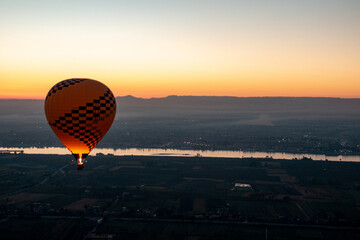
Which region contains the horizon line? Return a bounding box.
[1,95,360,100]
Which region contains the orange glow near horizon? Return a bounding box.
[1,68,359,99]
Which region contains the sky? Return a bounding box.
[0,0,359,99]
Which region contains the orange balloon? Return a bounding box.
[45,78,116,169]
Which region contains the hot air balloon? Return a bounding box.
[45,78,116,170]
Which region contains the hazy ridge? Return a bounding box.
[1,96,360,117]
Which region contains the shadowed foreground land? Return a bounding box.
[1,153,360,239]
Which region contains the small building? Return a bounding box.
[232,183,253,191]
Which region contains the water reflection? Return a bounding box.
[1,147,360,162]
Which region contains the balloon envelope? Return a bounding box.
[45,78,116,169]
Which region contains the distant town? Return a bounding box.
[1,97,360,155]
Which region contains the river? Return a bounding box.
[1,147,360,162]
